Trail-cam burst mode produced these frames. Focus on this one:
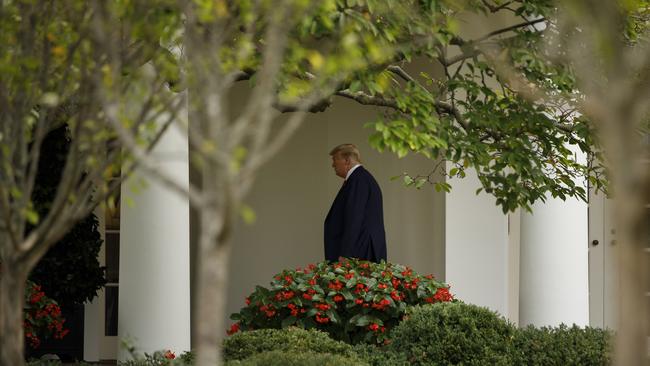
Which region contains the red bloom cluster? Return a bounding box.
[315,313,330,324]
[367,323,386,333]
[433,287,453,302]
[302,288,316,300]
[353,283,367,294]
[371,298,391,311]
[229,259,455,345]
[259,304,276,318]
[328,280,343,291]
[24,281,69,348]
[315,303,330,311]
[287,303,306,317]
[227,322,240,335]
[275,290,295,301]
[164,350,176,359]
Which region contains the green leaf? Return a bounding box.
[281,316,297,328]
[240,204,256,224]
[25,208,39,225]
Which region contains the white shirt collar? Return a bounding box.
[345,164,362,181]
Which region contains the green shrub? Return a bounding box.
[388,302,517,365]
[229,259,453,344]
[352,344,409,366]
[513,324,613,366]
[222,327,355,362]
[224,350,366,366]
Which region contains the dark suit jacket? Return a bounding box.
[324,166,387,262]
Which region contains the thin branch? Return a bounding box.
[334,90,403,111]
[476,18,547,43]
[480,0,515,13]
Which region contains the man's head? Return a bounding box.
[329,144,361,179]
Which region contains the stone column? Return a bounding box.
[118,107,191,359]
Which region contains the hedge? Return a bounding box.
[388,302,518,365]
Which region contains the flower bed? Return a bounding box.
[229,258,454,344]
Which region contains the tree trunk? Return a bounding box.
[615,174,650,366]
[0,259,29,366]
[194,210,233,366]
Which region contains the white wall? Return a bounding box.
[445,166,512,317]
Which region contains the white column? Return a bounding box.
[118,108,191,359]
[520,194,589,327]
[445,166,511,317]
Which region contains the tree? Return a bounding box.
[28,125,105,309]
[0,2,179,365]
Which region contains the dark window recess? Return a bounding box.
[105,285,119,336]
[105,232,120,283]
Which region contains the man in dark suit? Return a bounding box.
[324,144,387,263]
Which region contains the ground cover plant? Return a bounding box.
[229,259,454,344]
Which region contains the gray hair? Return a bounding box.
[329,143,361,163]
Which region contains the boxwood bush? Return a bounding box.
[222,327,356,362]
[224,350,366,366]
[352,344,408,366]
[229,259,453,344]
[388,302,518,365]
[513,324,613,365]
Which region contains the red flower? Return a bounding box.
[265,309,276,317]
[315,303,330,311]
[333,295,344,302]
[308,263,317,271]
[425,274,434,280]
[309,278,317,286]
[390,291,402,301]
[368,323,380,332]
[391,278,401,289]
[284,276,293,285]
[30,291,45,304]
[164,350,176,359]
[344,273,354,280]
[401,268,413,277]
[328,280,343,291]
[433,287,453,302]
[315,313,330,323]
[355,298,364,305]
[378,283,388,290]
[245,297,251,305]
[371,298,391,310]
[302,293,312,300]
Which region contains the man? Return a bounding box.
[324,144,387,262]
